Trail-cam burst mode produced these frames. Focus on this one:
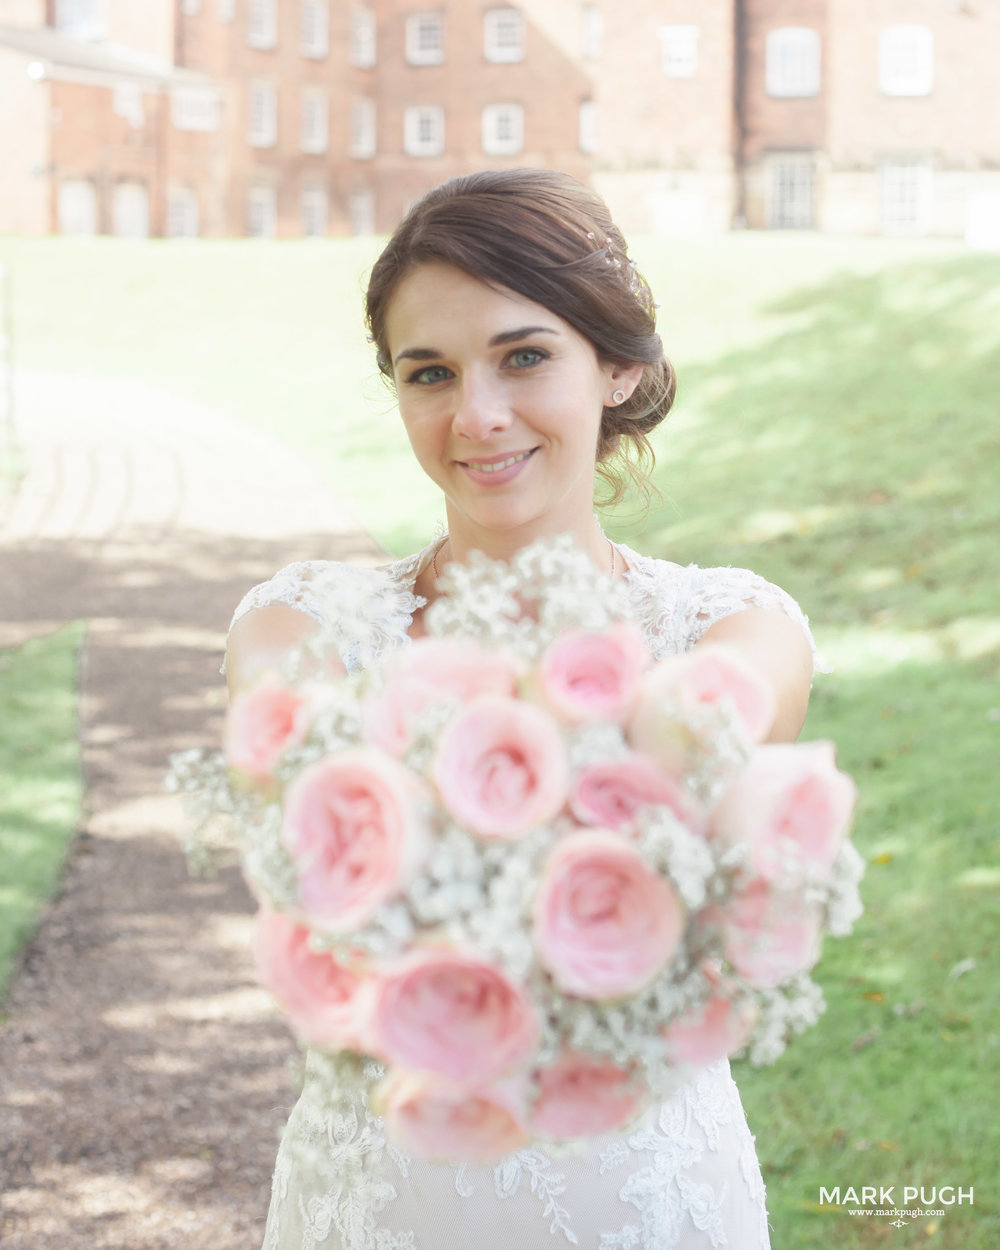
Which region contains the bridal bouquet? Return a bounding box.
[169,537,863,1163]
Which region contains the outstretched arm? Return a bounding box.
[696,607,813,743]
[225,604,320,698]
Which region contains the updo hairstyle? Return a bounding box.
[365,168,675,507]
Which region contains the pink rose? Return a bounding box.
[529,1051,643,1139]
[711,741,857,884]
[281,748,428,933]
[253,906,368,1050]
[365,948,539,1085]
[629,645,777,773]
[534,624,649,725]
[533,830,685,999]
[374,1071,528,1163]
[224,674,310,779]
[432,697,569,839]
[661,964,758,1066]
[363,638,521,756]
[722,879,823,988]
[570,752,703,833]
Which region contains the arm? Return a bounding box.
[225,604,320,699]
[696,607,813,743]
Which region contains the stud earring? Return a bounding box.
[612,388,627,405]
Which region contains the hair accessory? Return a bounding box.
[612,388,626,405]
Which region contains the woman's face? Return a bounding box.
[384,262,640,544]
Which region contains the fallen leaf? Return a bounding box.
[863,991,885,1002]
[852,1027,881,1052]
[873,852,893,865]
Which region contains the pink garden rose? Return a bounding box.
[364,948,539,1085]
[533,830,685,999]
[374,1071,528,1162]
[570,751,703,833]
[253,906,368,1050]
[363,637,521,756]
[661,963,758,1066]
[224,674,310,779]
[281,748,428,933]
[711,741,857,885]
[534,624,649,725]
[722,880,823,988]
[629,645,777,774]
[432,696,569,839]
[529,1051,643,1139]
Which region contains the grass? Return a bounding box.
[0,232,996,1244]
[0,624,85,1004]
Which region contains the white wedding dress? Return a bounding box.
[229,537,815,1250]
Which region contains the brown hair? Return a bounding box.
[365,168,675,507]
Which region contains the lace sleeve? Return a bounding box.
[228,560,333,633]
[680,564,818,662]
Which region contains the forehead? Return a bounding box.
[384,262,564,344]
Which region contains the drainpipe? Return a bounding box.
[732,0,747,228]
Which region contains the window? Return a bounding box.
[248,83,278,147]
[406,13,444,65]
[351,7,376,67]
[180,0,201,15]
[172,87,221,132]
[766,27,820,98]
[247,0,277,49]
[481,103,524,156]
[302,1,329,58]
[218,0,235,21]
[301,188,328,237]
[879,25,933,97]
[247,187,277,237]
[770,159,814,228]
[349,188,375,236]
[881,161,932,235]
[350,98,376,159]
[660,25,699,78]
[167,189,199,239]
[404,105,445,156]
[113,82,144,129]
[54,0,105,40]
[57,180,98,235]
[581,4,603,60]
[112,182,149,238]
[301,90,328,153]
[578,99,597,154]
[484,8,524,63]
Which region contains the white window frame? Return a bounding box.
[581,4,603,61]
[301,0,329,59]
[484,8,524,64]
[660,25,699,78]
[406,12,445,65]
[247,0,278,50]
[301,89,328,154]
[881,161,933,236]
[349,188,375,236]
[180,0,201,15]
[404,105,445,157]
[578,99,597,155]
[112,181,149,239]
[167,188,200,239]
[769,158,814,229]
[481,103,524,156]
[247,83,278,147]
[113,82,144,129]
[58,180,98,235]
[350,97,377,159]
[172,87,221,133]
[766,27,821,98]
[351,6,376,67]
[247,187,277,238]
[218,0,235,22]
[54,0,106,40]
[301,187,328,237]
[879,25,934,97]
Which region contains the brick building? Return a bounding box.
[1,0,998,239]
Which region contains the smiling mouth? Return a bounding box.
[459,449,537,473]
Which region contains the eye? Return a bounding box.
[507,347,549,369]
[405,364,452,385]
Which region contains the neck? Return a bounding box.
[441,507,611,572]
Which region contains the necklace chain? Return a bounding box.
[432,537,616,581]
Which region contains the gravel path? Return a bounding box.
[0,372,386,1249]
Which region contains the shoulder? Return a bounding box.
[618,543,814,657]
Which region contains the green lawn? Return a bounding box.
[0,624,85,1003]
[0,232,996,1245]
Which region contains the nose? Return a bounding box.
[450,369,513,441]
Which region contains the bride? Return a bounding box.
[226,169,813,1250]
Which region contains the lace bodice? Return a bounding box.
[232,538,812,1250]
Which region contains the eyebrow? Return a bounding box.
[392,325,559,368]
